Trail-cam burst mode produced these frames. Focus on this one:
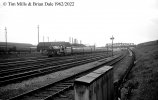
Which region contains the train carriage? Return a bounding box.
[47,45,108,57]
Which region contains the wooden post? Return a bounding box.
[5,27,7,53]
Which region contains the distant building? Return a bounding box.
[71,43,86,47]
[0,42,34,48]
[0,42,36,53]
[37,42,86,52]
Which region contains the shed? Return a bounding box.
[37,42,71,51]
[0,42,36,52]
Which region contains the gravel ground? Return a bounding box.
[0,52,44,61]
[113,51,133,81]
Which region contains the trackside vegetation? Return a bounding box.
[126,40,158,100]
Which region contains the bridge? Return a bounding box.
[106,43,136,49]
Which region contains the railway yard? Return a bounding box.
[1,0,157,100]
[0,47,136,100]
[0,41,157,100]
[1,40,157,100]
[0,40,157,100]
[3,38,157,100]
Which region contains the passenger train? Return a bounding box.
[47,45,107,57]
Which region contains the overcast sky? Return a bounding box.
[0,0,158,46]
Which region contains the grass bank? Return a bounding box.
[126,40,158,100]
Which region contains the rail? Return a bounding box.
[114,48,135,100]
[7,54,125,100]
[0,53,113,85]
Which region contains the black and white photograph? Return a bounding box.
[0,0,158,100]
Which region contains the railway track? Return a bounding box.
[0,53,109,73]
[0,56,47,63]
[0,55,75,70]
[0,52,106,70]
[0,57,76,76]
[0,53,112,85]
[7,53,126,100]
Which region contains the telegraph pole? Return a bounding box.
[106,44,108,54]
[69,37,71,43]
[43,36,45,46]
[37,25,39,44]
[43,36,45,53]
[110,35,114,56]
[72,37,73,44]
[5,27,7,53]
[48,36,49,42]
[94,43,96,51]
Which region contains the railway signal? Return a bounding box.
[110,35,114,56]
[43,36,45,53]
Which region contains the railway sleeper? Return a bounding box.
[45,88,58,91]
[34,94,50,97]
[44,89,68,99]
[34,92,53,97]
[60,83,73,85]
[51,87,66,90]
[6,54,121,100]
[22,96,43,100]
[55,85,70,88]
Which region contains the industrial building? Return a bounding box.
[37,42,86,52]
[0,42,36,54]
[37,42,71,52]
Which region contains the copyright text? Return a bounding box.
[2,1,75,7]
